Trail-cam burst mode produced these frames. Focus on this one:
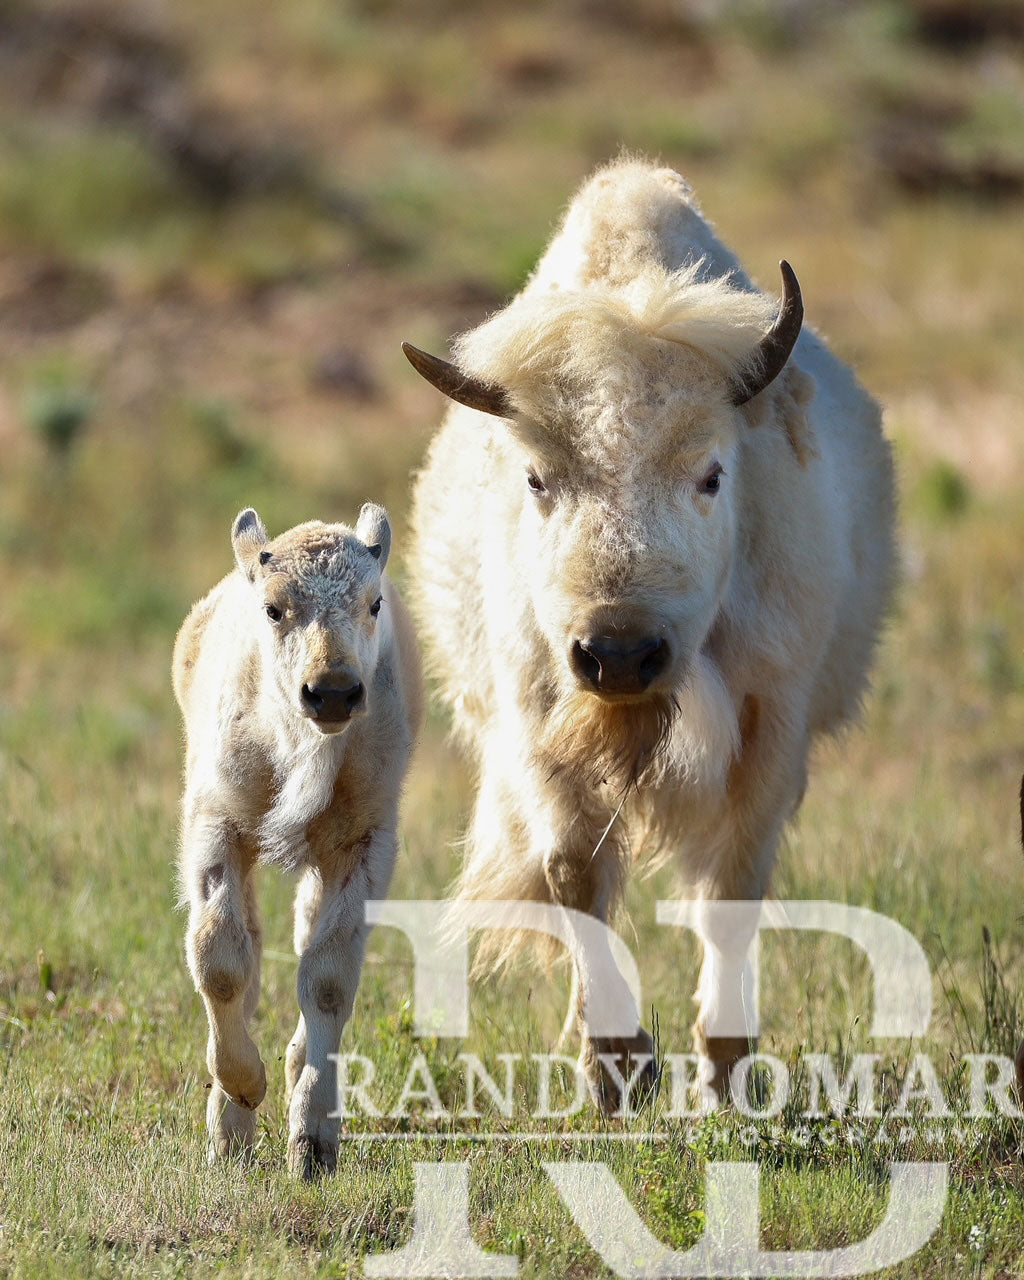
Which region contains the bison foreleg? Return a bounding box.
[546,843,658,1115]
[689,698,807,1101]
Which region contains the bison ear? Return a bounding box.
[232,507,269,582]
[356,502,391,570]
[740,363,818,467]
[402,342,511,418]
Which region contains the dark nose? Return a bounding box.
[570,633,669,695]
[301,679,365,722]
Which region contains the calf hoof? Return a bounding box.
[206,1084,257,1164]
[288,1133,338,1181]
[582,1030,659,1115]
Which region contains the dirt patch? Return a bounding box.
[0,254,114,334]
[907,0,1024,51]
[873,132,1024,201]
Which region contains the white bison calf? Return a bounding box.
[172,504,421,1176]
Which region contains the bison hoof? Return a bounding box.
[288,1133,338,1181]
[698,1035,754,1104]
[582,1032,660,1115]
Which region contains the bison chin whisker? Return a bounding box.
[538,689,678,794]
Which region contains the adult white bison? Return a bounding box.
[404,158,895,1105]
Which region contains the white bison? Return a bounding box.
[173,505,421,1175]
[404,158,895,1105]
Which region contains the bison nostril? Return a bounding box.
[570,632,670,694]
[302,679,364,722]
[570,639,602,689]
[637,638,669,689]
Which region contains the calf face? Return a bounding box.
[231,504,391,734]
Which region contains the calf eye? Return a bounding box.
[370,596,382,618]
[526,469,547,496]
[265,603,282,622]
[698,464,724,496]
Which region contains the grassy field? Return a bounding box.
[2,0,1024,1275]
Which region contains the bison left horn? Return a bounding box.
[402,342,512,418]
[731,260,803,406]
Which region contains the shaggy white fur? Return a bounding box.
[172,505,421,1175]
[407,157,896,1106]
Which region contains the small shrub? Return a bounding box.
[916,459,969,520]
[23,376,95,455]
[190,398,258,468]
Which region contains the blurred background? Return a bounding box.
[2,0,1024,641]
[2,1,1024,1266]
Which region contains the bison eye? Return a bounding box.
[526,469,547,496]
[370,596,382,618]
[699,464,724,496]
[265,603,283,622]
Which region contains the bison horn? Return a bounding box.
[401,342,511,418]
[731,260,803,406]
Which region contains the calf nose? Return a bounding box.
[570,633,669,695]
[301,679,365,723]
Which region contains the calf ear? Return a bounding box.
[232,507,269,582]
[356,502,391,570]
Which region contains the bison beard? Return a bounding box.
[538,688,678,793]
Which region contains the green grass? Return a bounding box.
[0,121,174,257]
[2,0,1024,1274]
[3,394,1024,1279]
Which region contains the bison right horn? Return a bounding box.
[730,260,804,406]
[402,342,512,419]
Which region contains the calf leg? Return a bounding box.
[182,812,266,1160]
[287,830,396,1179]
[285,867,323,1106]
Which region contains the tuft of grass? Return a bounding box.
[189,398,263,470]
[915,460,970,521]
[972,622,1023,696]
[22,369,95,457]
